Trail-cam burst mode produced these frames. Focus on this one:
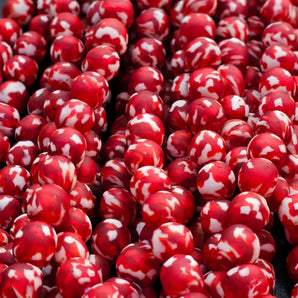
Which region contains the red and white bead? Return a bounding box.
[0,195,21,230]
[130,165,171,205]
[238,158,279,198]
[160,254,204,296]
[0,263,43,298]
[188,130,226,167]
[228,191,270,232]
[116,241,160,287]
[12,220,57,268]
[142,190,184,230]
[151,222,194,262]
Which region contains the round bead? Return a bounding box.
[0,41,13,70]
[222,264,269,297]
[179,13,216,46]
[14,31,47,64]
[71,71,109,109]
[188,130,226,167]
[196,161,236,200]
[116,241,160,287]
[185,37,221,72]
[56,257,102,298]
[0,133,9,164]
[99,187,138,226]
[128,66,164,95]
[126,90,165,119]
[0,18,22,45]
[92,18,128,56]
[151,222,194,262]
[228,191,270,232]
[125,113,165,147]
[187,97,225,134]
[48,127,86,165]
[0,263,43,298]
[130,165,171,205]
[238,158,279,198]
[259,67,295,97]
[247,132,287,169]
[81,45,120,81]
[50,34,85,65]
[54,232,89,265]
[48,61,81,91]
[91,218,131,262]
[2,0,35,27]
[0,195,21,230]
[135,8,170,41]
[12,220,57,268]
[37,154,77,192]
[26,184,70,228]
[160,254,204,296]
[131,37,165,69]
[48,0,80,17]
[142,190,184,230]
[0,165,30,199]
[55,99,95,133]
[50,12,83,39]
[0,80,29,114]
[82,282,123,298]
[3,55,39,87]
[188,67,224,100]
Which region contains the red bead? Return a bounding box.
[0,165,30,199]
[126,113,165,147]
[0,18,22,45]
[131,37,165,69]
[179,13,216,46]
[37,122,57,152]
[188,130,226,167]
[216,0,248,19]
[100,187,137,226]
[48,61,81,91]
[101,158,131,190]
[71,71,109,109]
[50,35,85,65]
[124,138,164,174]
[130,165,171,205]
[216,16,249,42]
[38,154,77,192]
[197,161,236,200]
[187,97,225,134]
[228,191,270,232]
[0,195,21,230]
[13,220,57,268]
[56,257,102,298]
[0,263,43,298]
[48,127,86,165]
[0,80,29,114]
[166,158,198,193]
[166,99,189,131]
[29,14,52,43]
[6,140,38,169]
[2,0,35,27]
[160,254,204,296]
[200,200,230,236]
[54,232,89,265]
[151,222,194,262]
[81,45,120,81]
[135,8,170,42]
[60,207,92,242]
[142,190,184,230]
[247,132,287,169]
[14,31,47,64]
[87,0,135,29]
[116,241,160,287]
[222,264,269,297]
[92,18,128,56]
[49,0,80,17]
[50,12,83,39]
[3,55,38,87]
[257,230,276,262]
[128,66,164,95]
[26,184,70,228]
[238,158,279,198]
[0,41,13,70]
[188,67,224,100]
[76,156,97,186]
